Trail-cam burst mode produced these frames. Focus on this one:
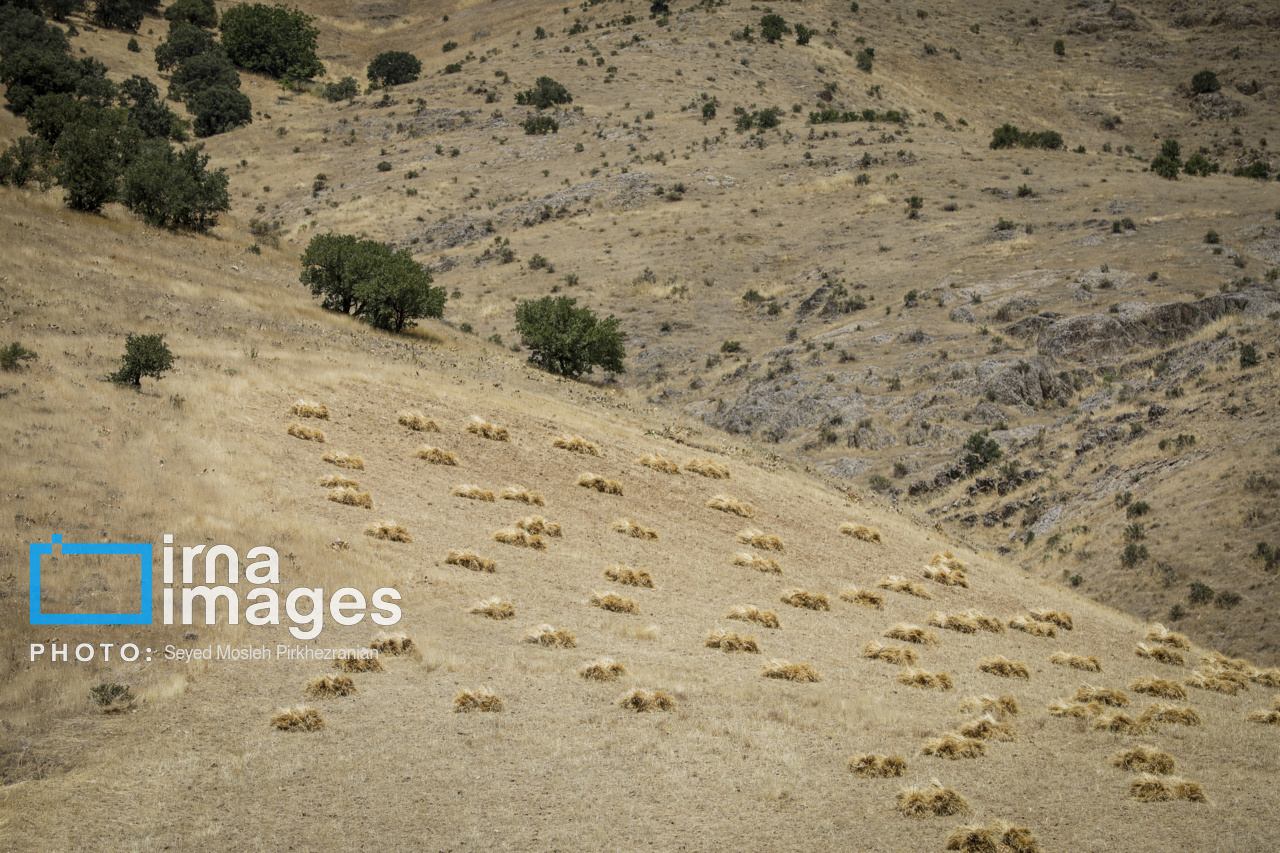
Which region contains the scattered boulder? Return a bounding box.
[949,306,979,324]
[1193,91,1246,119]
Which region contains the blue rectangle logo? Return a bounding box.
[29,534,153,625]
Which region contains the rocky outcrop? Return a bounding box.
[975,358,1074,407]
[1068,2,1141,34]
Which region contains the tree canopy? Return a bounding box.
[300,233,446,333]
[219,3,323,81]
[514,296,626,379]
[367,50,421,87]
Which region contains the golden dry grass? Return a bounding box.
[397,410,440,432]
[270,707,325,732]
[840,587,884,609]
[500,485,545,506]
[761,660,822,683]
[470,597,515,620]
[466,415,509,441]
[683,458,730,479]
[619,689,677,712]
[848,753,908,777]
[929,611,979,635]
[1146,624,1191,650]
[516,515,562,537]
[304,675,357,698]
[780,589,831,611]
[1135,643,1186,666]
[318,474,359,488]
[604,565,655,588]
[878,575,933,599]
[452,484,496,502]
[286,422,326,442]
[454,688,503,713]
[364,520,411,542]
[840,523,881,543]
[924,565,969,588]
[706,494,756,518]
[1049,651,1103,672]
[1008,616,1056,638]
[736,527,785,552]
[726,605,780,629]
[896,783,971,818]
[415,445,458,465]
[945,822,1041,853]
[611,517,657,540]
[445,549,496,573]
[1113,746,1176,775]
[1129,676,1187,700]
[704,630,760,653]
[978,656,1030,680]
[861,641,920,666]
[369,633,414,655]
[552,434,600,456]
[524,625,577,648]
[1128,774,1206,803]
[636,453,681,474]
[1030,609,1074,631]
[335,656,384,674]
[580,658,627,681]
[1074,685,1129,707]
[322,452,364,469]
[590,591,638,614]
[492,528,547,550]
[289,400,329,419]
[327,486,373,508]
[959,695,1020,717]
[959,714,1017,742]
[885,624,940,645]
[733,552,782,574]
[898,668,954,691]
[579,473,623,495]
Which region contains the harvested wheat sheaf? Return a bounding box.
[553,434,600,456]
[684,458,730,479]
[1030,609,1074,631]
[726,606,780,629]
[1135,643,1185,666]
[335,655,384,674]
[848,753,908,777]
[364,521,411,542]
[611,518,657,540]
[604,565,655,588]
[878,575,933,599]
[705,630,760,653]
[737,527,785,552]
[1187,668,1248,695]
[896,783,971,819]
[289,400,330,420]
[885,624,940,645]
[590,591,638,614]
[969,611,1006,634]
[1128,774,1206,803]
[369,633,413,655]
[1048,699,1102,719]
[1075,685,1129,707]
[619,689,677,712]
[920,733,986,760]
[924,566,969,588]
[1113,746,1176,774]
[398,411,440,432]
[1251,668,1280,688]
[1246,706,1280,725]
[636,453,681,474]
[1009,616,1056,638]
[840,523,882,543]
[899,668,954,691]
[452,484,496,502]
[322,452,364,469]
[930,611,978,635]
[318,474,359,488]
[1141,704,1203,727]
[270,707,325,732]
[525,625,577,648]
[492,528,546,550]
[517,515,562,537]
[454,688,503,713]
[945,822,1041,853]
[500,485,544,506]
[580,658,628,681]
[1201,651,1253,672]
[929,551,968,571]
[734,552,782,574]
[840,588,884,609]
[415,445,458,466]
[305,676,357,698]
[979,656,1030,680]
[959,695,1020,717]
[706,494,756,518]
[287,422,326,442]
[327,486,373,509]
[862,641,920,666]
[446,550,496,573]
[1093,712,1157,735]
[1146,623,1191,650]
[579,473,623,495]
[1129,676,1187,700]
[1049,651,1102,673]
[762,660,822,682]
[466,416,509,441]
[470,597,515,620]
[781,589,831,611]
[960,715,1017,742]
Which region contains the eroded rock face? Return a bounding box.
[1068,2,1141,34]
[975,358,1074,407]
[949,306,978,324]
[1194,91,1247,119]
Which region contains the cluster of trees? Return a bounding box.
[220,3,322,83]
[154,12,251,137]
[809,107,906,125]
[1149,138,1220,180]
[990,123,1065,151]
[300,233,446,333]
[367,50,420,87]
[514,76,572,109]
